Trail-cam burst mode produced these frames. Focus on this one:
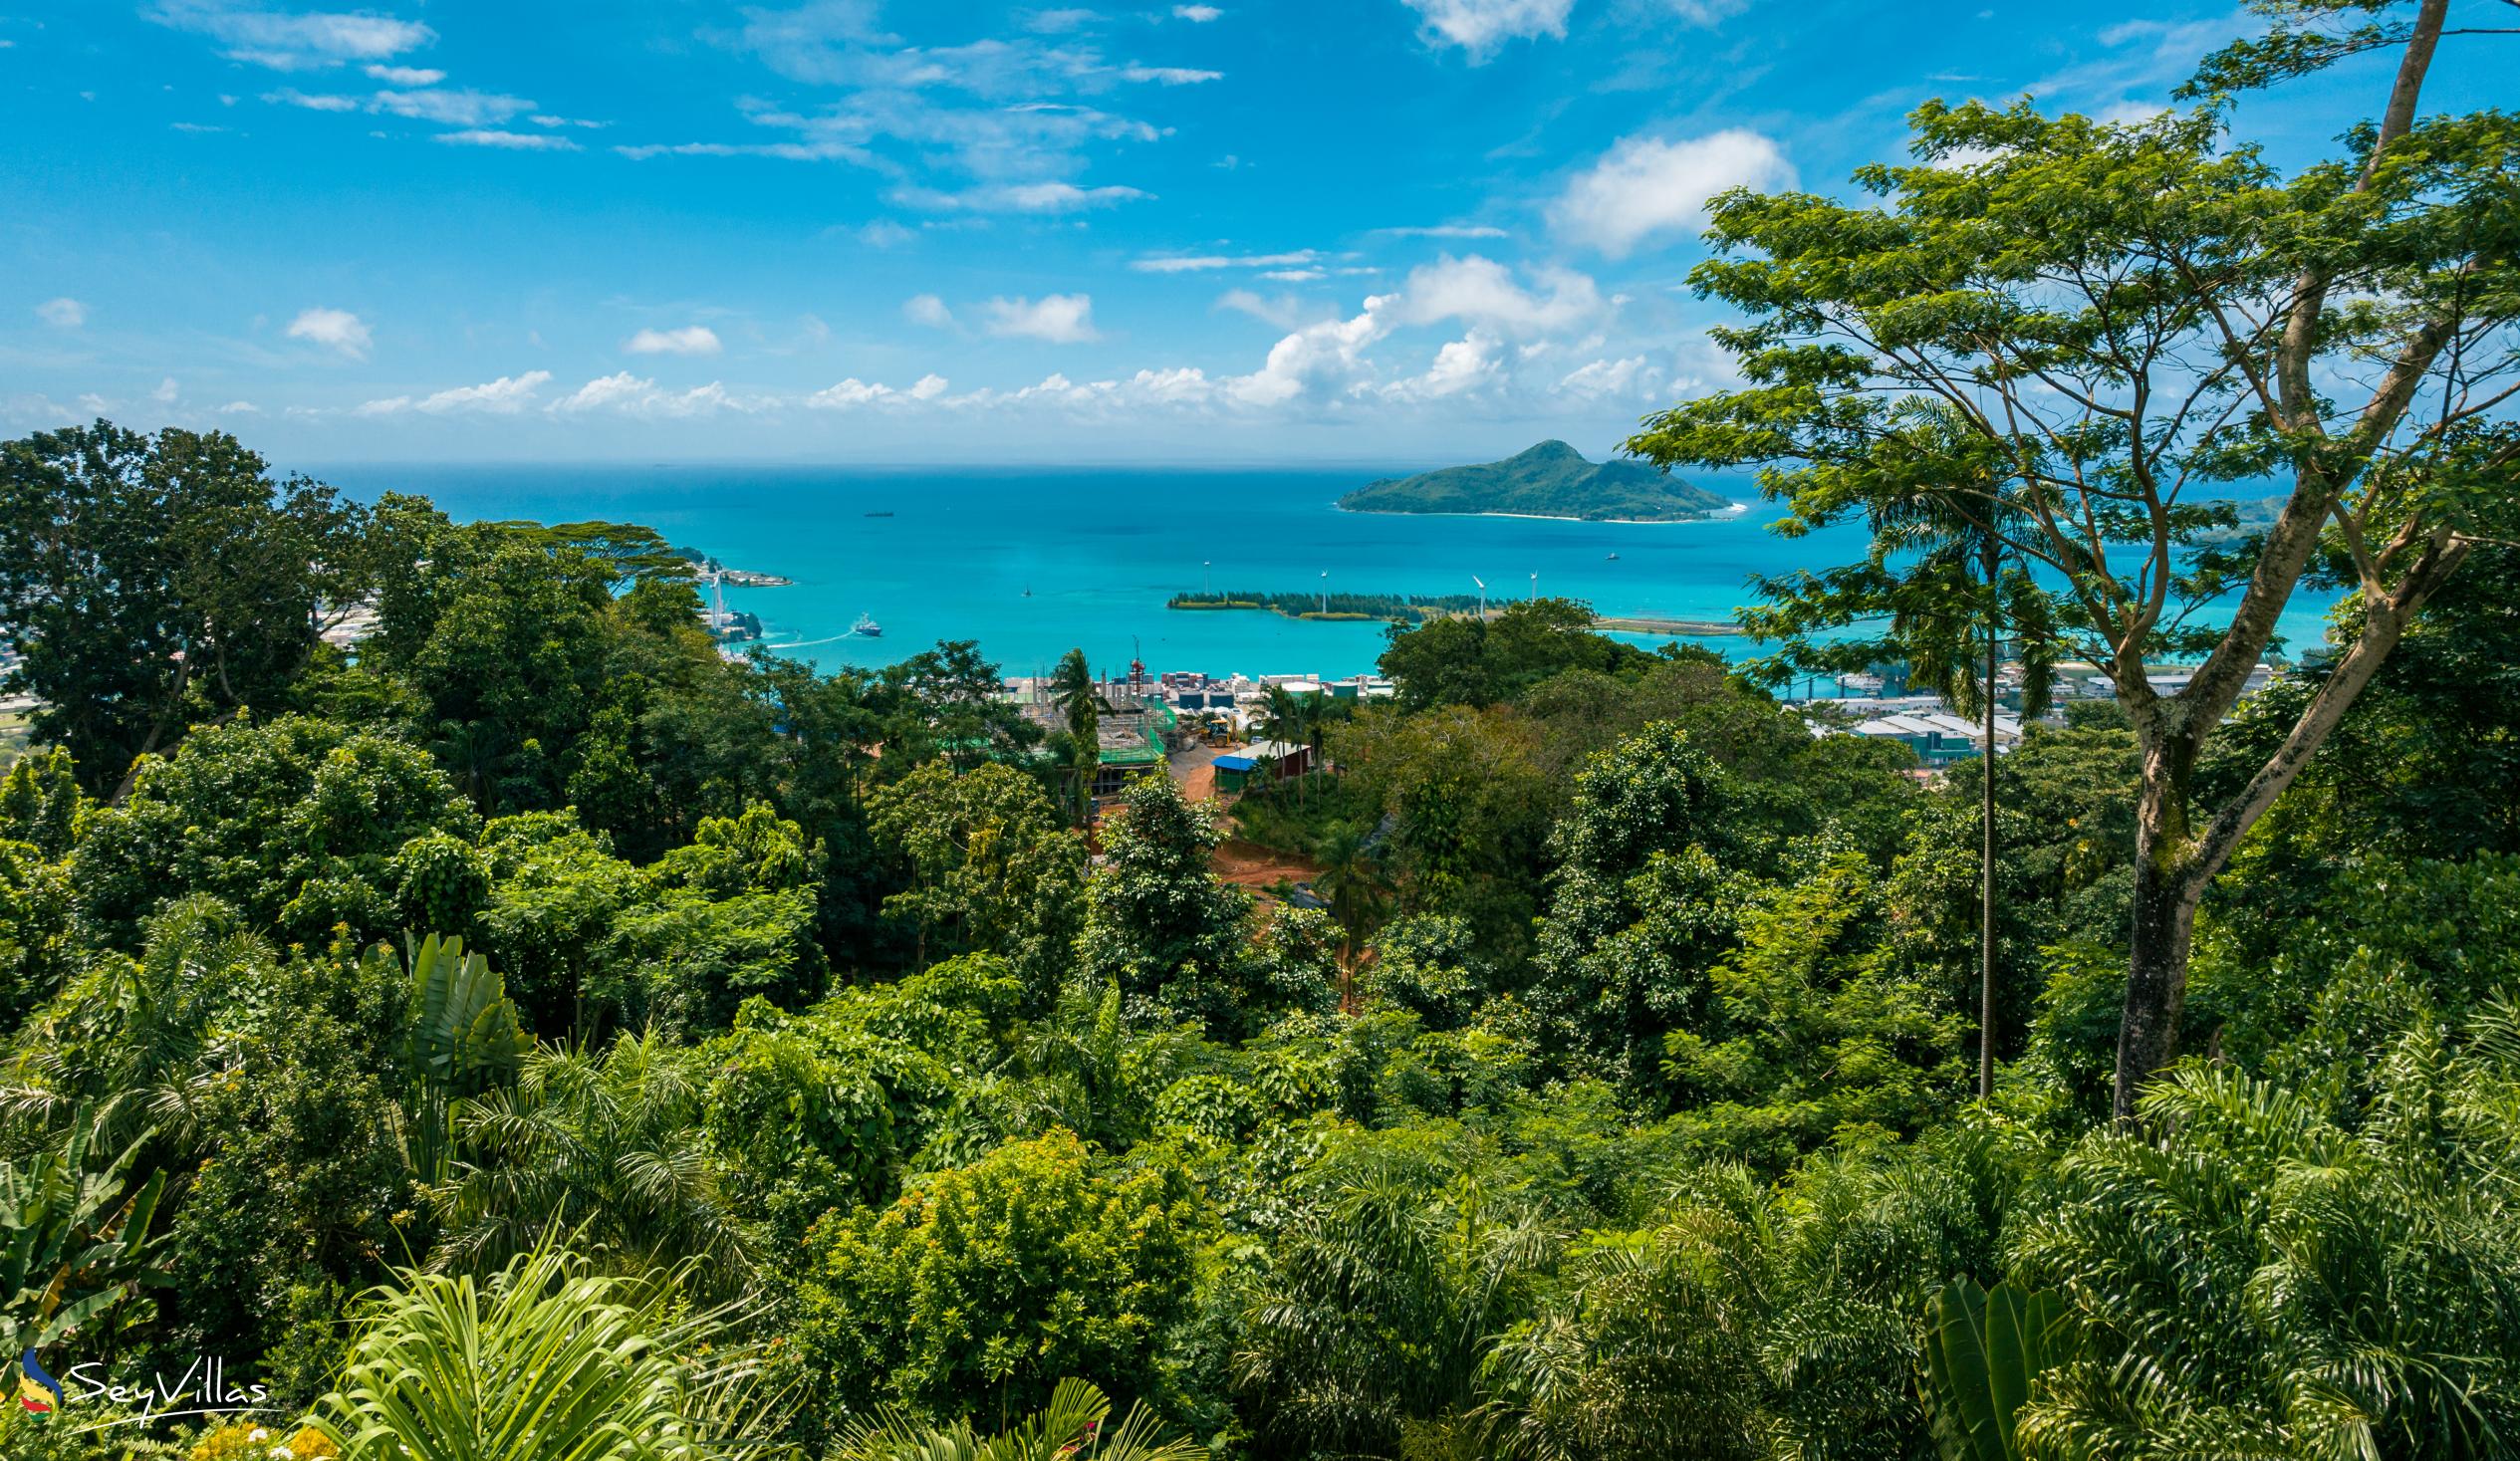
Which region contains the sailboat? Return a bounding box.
[852,612,883,638]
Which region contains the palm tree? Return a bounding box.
[831,1376,1204,1461]
[1311,821,1391,987]
[427,1036,752,1292]
[312,1242,791,1461]
[1051,648,1099,825]
[1750,404,2056,1096]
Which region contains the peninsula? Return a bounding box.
[1339,440,1734,522]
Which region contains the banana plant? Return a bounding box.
[1921,1278,2068,1461]
[398,933,529,1185]
[829,1376,1206,1461]
[0,1106,170,1355]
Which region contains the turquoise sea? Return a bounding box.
[313,463,2340,682]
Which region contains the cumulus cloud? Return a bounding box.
[984,293,1099,343]
[359,369,552,417]
[807,372,950,408]
[1377,223,1508,239]
[1386,332,1502,400]
[1557,356,1660,398]
[371,89,534,125]
[1400,0,1573,61]
[152,377,182,406]
[902,294,955,329]
[1391,255,1605,336]
[1173,4,1222,18]
[147,0,436,71]
[551,372,762,418]
[1124,66,1222,84]
[1230,296,1394,406]
[286,307,373,359]
[437,128,581,150]
[625,326,724,357]
[35,298,85,329]
[1551,129,1793,257]
[364,64,444,85]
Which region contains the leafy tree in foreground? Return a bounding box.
[794,1126,1202,1429]
[1629,0,2519,1113]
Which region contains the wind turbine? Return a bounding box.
[1471,575,1485,618]
[1319,570,1328,614]
[1203,560,1211,596]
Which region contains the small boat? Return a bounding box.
[864,511,894,518]
[1022,587,1033,598]
[852,612,883,637]
[1605,552,1621,561]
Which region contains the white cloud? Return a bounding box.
[286,306,373,359]
[1377,223,1508,239]
[1173,4,1222,18]
[217,399,262,414]
[809,375,925,408]
[1400,0,1573,61]
[553,372,762,418]
[371,89,533,126]
[35,298,85,329]
[1216,290,1324,330]
[364,64,444,86]
[264,89,360,112]
[1558,356,1659,398]
[984,293,1099,343]
[359,370,552,417]
[438,129,582,150]
[902,294,956,328]
[1550,129,1794,256]
[1386,332,1501,400]
[1664,0,1750,23]
[625,326,724,357]
[147,1,436,71]
[859,220,916,247]
[151,377,182,406]
[1230,295,1394,405]
[1132,249,1319,273]
[1392,254,1605,336]
[1261,268,1325,282]
[530,115,610,129]
[1124,66,1222,84]
[893,181,1148,213]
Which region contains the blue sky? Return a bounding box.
[0,1,2500,463]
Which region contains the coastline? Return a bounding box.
[1334,503,1755,525]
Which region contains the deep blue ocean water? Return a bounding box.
[311,462,2339,682]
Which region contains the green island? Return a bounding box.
[1338,439,1735,522]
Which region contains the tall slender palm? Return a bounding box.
[1050,648,1099,825]
[1883,498,2057,1097]
[1749,404,2056,1096]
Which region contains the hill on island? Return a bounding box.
[1339,440,1734,522]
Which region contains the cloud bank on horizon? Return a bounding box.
[0,0,2480,463]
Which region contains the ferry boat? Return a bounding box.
[852,612,883,637]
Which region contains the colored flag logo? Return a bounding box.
[18,1348,63,1416]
